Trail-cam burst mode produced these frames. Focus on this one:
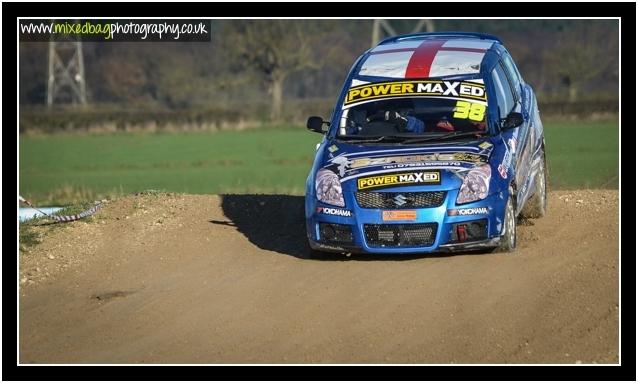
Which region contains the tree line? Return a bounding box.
[19,19,618,121]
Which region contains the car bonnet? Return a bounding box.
[319,139,496,191]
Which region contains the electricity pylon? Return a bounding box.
[371,19,436,47]
[46,20,87,106]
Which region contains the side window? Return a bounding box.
[491,63,516,119]
[502,53,523,84]
[501,53,522,97]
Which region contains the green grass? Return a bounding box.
[19,225,42,248]
[20,129,321,205]
[543,121,619,189]
[19,122,618,205]
[19,200,101,252]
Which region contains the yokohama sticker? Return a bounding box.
[316,207,352,217]
[448,207,489,216]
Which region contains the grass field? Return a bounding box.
[19,121,619,205]
[543,121,619,189]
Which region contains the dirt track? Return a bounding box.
[19,190,619,364]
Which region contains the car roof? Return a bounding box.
[355,32,502,81]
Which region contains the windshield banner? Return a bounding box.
[344,79,486,107]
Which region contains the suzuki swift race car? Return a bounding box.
[304,32,547,255]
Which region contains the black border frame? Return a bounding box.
[6,2,636,381]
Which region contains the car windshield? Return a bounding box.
[335,78,490,142]
[339,97,487,139]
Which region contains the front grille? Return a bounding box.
[364,223,438,247]
[356,191,446,209]
[319,223,353,244]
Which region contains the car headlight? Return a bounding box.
[456,164,491,204]
[315,169,345,207]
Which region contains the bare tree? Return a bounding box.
[225,20,324,121]
[372,19,435,47]
[545,22,618,102]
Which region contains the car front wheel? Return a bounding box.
[521,148,547,218]
[496,188,517,252]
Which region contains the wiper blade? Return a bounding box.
[402,131,487,144]
[336,135,411,144]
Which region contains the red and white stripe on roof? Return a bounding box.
[358,38,494,80]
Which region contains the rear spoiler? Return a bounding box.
[378,32,502,46]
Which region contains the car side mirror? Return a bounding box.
[307,116,329,133]
[501,112,524,130]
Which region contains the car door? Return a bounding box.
[497,55,536,210]
[503,51,546,203]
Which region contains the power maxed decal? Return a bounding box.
[357,171,440,190]
[344,80,487,106]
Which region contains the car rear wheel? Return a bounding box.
[496,189,517,252]
[521,149,547,218]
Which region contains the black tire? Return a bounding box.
[496,188,517,252]
[521,149,547,219]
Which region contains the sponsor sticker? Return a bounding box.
[349,152,483,169]
[331,156,351,177]
[448,207,489,216]
[382,161,462,170]
[520,180,529,198]
[507,138,517,154]
[498,142,513,179]
[344,80,487,106]
[382,210,417,221]
[357,171,440,190]
[478,141,493,150]
[498,164,507,179]
[328,144,339,153]
[502,148,512,169]
[316,207,352,217]
[316,243,346,251]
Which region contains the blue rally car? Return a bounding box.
[304,32,547,255]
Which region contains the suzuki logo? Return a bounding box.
[393,194,408,207]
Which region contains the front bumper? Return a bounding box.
[309,236,501,254]
[306,188,508,254]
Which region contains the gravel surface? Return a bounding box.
[19,190,619,364]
